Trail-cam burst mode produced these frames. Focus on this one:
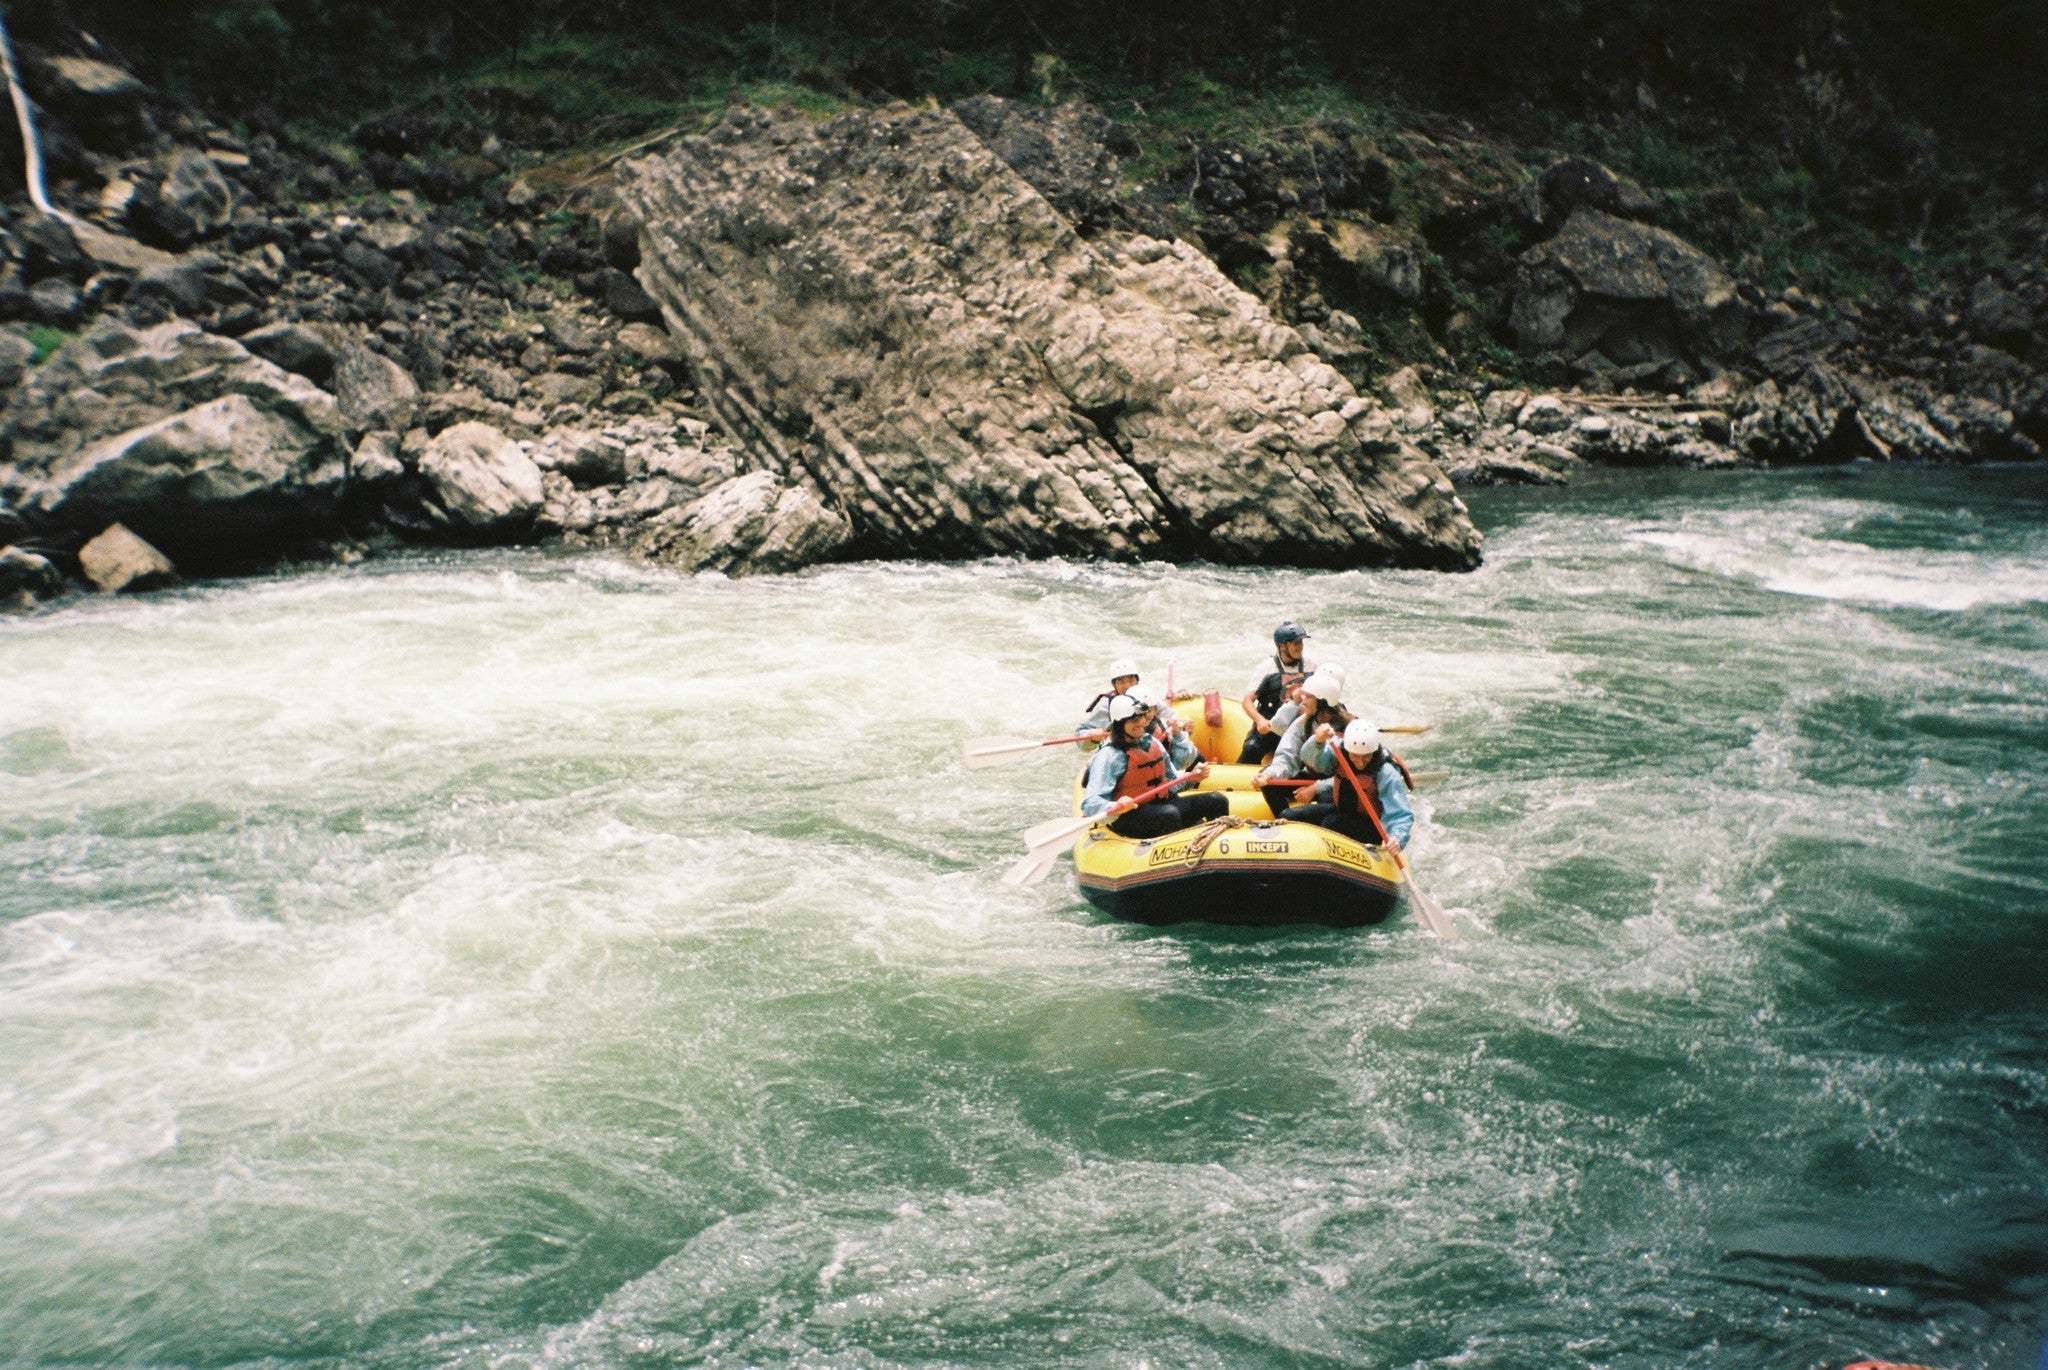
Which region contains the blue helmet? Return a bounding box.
[1273,620,1308,646]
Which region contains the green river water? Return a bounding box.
[1,465,2044,1369]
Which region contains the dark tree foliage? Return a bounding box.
[17,0,2045,163]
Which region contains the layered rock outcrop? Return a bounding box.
[618,103,1480,571]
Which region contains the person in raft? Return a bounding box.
[1282,720,1415,849]
[1081,694,1230,838]
[1237,620,1318,763]
[1076,658,1142,734]
[1131,683,1202,769]
[1255,669,1355,817]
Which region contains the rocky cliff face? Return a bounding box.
[617,103,1482,571]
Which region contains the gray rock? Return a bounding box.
[328,341,419,432]
[1481,389,1529,427]
[418,421,543,535]
[1511,208,1748,365]
[600,210,642,271]
[340,241,400,291]
[1,319,343,492]
[0,544,65,603]
[45,55,148,103]
[158,151,235,242]
[536,371,601,408]
[630,469,853,574]
[1382,366,1434,431]
[67,221,178,274]
[618,102,1477,571]
[1516,395,1574,434]
[0,331,35,390]
[28,277,83,328]
[1751,316,1840,379]
[35,394,346,565]
[77,522,176,593]
[599,269,663,323]
[351,430,405,486]
[1732,364,2041,465]
[17,216,87,283]
[470,362,521,404]
[544,317,596,354]
[125,260,209,321]
[241,322,336,384]
[614,322,680,365]
[533,428,629,486]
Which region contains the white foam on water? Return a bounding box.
[1,472,2044,1367]
[1630,496,2048,610]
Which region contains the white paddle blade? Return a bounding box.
[1022,811,1096,851]
[1001,847,1062,887]
[1406,881,1458,940]
[963,737,1043,769]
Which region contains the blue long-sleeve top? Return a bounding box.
[1303,760,1415,848]
[1261,713,1337,781]
[1080,741,1185,816]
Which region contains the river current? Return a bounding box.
[2,465,2044,1369]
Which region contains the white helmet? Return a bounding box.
[1130,684,1165,710]
[1108,658,1141,683]
[1108,694,1145,722]
[1343,720,1382,754]
[1300,670,1342,706]
[1321,664,1347,687]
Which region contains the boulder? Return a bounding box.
[535,371,601,409]
[28,277,83,328]
[350,430,406,487]
[1382,366,1434,431]
[599,268,663,323]
[327,340,419,432]
[630,469,853,575]
[1536,157,1622,225]
[36,56,153,153]
[1732,364,2042,465]
[77,522,176,593]
[0,544,66,604]
[618,103,1478,571]
[614,322,680,365]
[533,428,629,487]
[124,259,209,321]
[35,393,347,566]
[1511,208,1748,366]
[417,421,543,536]
[0,331,35,391]
[16,216,88,283]
[600,210,642,270]
[67,221,177,275]
[1,319,344,485]
[147,151,235,246]
[241,322,337,384]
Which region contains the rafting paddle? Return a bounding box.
[964,731,1106,768]
[1332,746,1458,940]
[999,844,1063,887]
[1014,769,1205,856]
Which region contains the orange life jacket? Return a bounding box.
[1111,733,1169,801]
[1335,750,1413,817]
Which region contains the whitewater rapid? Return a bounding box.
[2,464,2044,1368]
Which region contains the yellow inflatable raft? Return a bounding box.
[1068,696,1407,928]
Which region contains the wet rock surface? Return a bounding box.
[620,102,1481,571]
